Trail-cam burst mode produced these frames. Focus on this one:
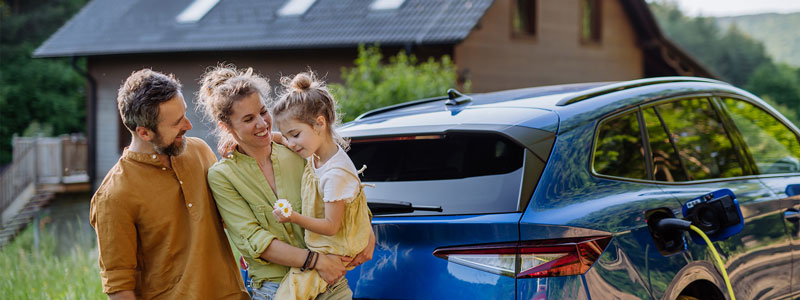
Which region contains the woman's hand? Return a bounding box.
[315,254,349,284]
[347,227,376,268]
[271,208,293,223]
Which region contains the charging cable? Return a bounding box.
[689,225,735,300]
[657,219,736,300]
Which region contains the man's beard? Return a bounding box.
[152,130,187,156]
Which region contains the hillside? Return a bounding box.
[716,12,800,67]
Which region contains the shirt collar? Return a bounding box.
[225,142,281,163]
[122,147,170,167]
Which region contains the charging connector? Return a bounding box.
[652,217,736,300]
[655,218,692,232]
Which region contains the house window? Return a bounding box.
[581,0,601,43]
[278,0,316,17]
[370,0,405,10]
[176,0,220,23]
[512,0,536,36]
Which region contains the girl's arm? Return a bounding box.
[273,200,345,236]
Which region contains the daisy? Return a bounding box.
[274,199,292,218]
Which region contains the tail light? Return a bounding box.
[432,235,612,278]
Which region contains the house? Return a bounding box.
[34,0,715,188]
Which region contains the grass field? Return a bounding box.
[0,224,104,299]
[0,223,245,299]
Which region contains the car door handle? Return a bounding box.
[786,209,800,221]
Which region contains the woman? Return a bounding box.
[196,64,374,300]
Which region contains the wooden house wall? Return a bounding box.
[454,0,644,92]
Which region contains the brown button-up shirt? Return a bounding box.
[90,137,249,299]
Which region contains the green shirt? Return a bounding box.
[208,143,306,288]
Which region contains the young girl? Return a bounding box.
[270,72,372,300]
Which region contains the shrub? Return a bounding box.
[330,44,470,122]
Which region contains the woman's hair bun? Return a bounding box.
[200,66,237,97]
[290,72,312,90]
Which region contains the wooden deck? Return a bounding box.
[0,135,89,247]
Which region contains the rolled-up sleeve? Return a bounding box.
[208,167,276,264]
[90,191,138,294]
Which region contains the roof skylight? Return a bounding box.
[278,0,317,16]
[176,0,220,23]
[370,0,406,10]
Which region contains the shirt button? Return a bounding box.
[152,154,157,159]
[188,203,193,208]
[162,167,167,171]
[179,180,184,185]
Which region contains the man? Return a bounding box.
[90,69,249,299]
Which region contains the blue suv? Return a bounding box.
[340,77,800,299]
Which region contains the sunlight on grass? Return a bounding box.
[0,224,104,299]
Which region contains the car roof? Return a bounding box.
[342,76,754,136]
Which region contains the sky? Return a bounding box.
[669,0,800,17]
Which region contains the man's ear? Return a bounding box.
[136,126,154,142]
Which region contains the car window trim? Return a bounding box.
[711,92,800,145]
[635,108,655,181]
[649,105,692,180]
[590,92,795,184]
[710,96,759,175]
[713,93,800,176]
[705,96,755,176]
[590,109,649,180]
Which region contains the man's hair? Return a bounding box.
[117,69,182,132]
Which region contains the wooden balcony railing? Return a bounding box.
[0,135,88,214]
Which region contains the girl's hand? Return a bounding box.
[347,227,376,268]
[272,207,292,223]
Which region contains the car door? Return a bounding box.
[642,96,793,299]
[717,96,800,298]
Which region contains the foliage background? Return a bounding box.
[716,12,800,67]
[0,0,89,165]
[330,44,468,122]
[649,1,800,126]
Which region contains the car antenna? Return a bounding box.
[445,88,471,106]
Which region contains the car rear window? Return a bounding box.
[347,133,525,215]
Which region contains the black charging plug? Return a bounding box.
[645,208,687,256]
[656,218,692,232]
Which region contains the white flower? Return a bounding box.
[274,199,292,218]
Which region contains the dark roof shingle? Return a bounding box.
[34,0,493,57]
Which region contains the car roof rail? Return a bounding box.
[556,76,727,106]
[354,88,470,121]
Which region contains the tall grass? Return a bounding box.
[0,224,103,299]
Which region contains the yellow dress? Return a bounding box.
[274,155,372,300]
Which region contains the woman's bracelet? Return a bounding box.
[301,250,314,271]
[310,252,319,270]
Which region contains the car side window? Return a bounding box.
[654,98,743,180]
[722,98,800,174]
[593,111,647,179]
[642,107,688,182]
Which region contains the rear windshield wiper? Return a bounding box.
[368,201,443,215]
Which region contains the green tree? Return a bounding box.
[745,63,800,126]
[330,44,469,122]
[649,1,799,126]
[0,0,88,165]
[649,1,770,86]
